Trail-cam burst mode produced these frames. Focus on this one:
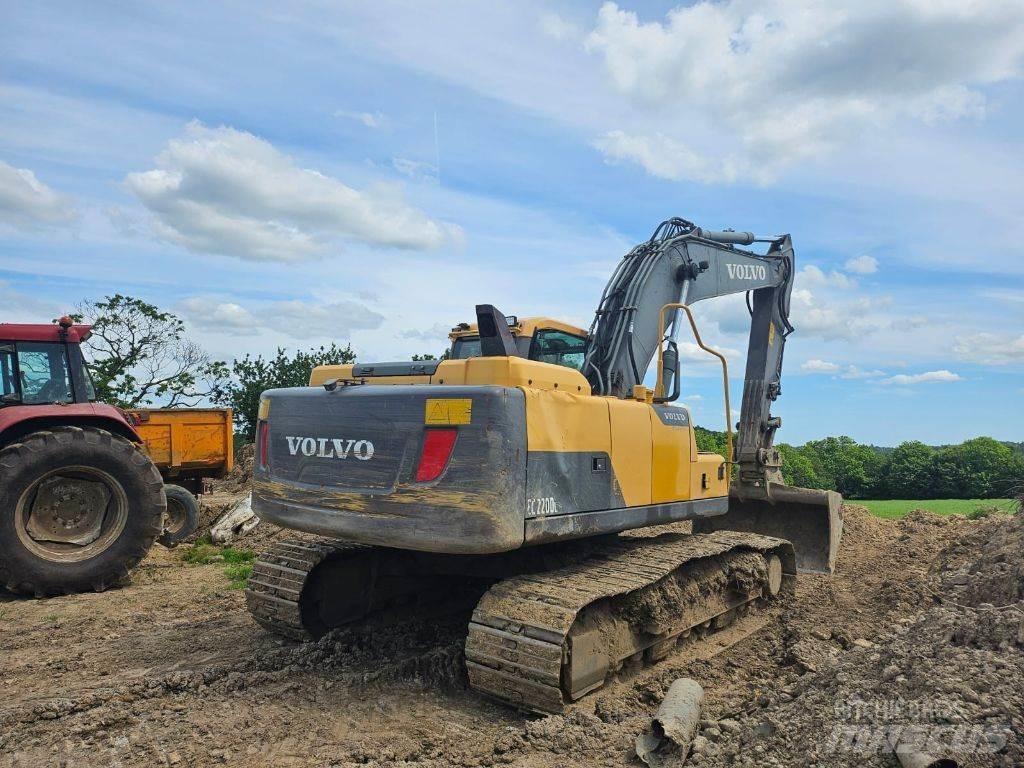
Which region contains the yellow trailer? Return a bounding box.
[128,408,234,546]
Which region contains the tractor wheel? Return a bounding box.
[0,426,165,597]
[157,484,199,548]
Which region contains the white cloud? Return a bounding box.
[400,323,452,342]
[678,340,741,364]
[953,332,1024,365]
[179,295,385,340]
[0,160,75,229]
[801,359,840,374]
[844,255,879,275]
[269,299,385,339]
[592,130,741,184]
[981,289,1024,306]
[178,297,259,334]
[539,12,581,42]
[125,122,456,261]
[584,1,1024,183]
[334,109,385,128]
[790,287,891,341]
[839,365,887,380]
[882,370,963,385]
[800,359,890,378]
[799,265,854,290]
[392,157,438,182]
[0,280,65,321]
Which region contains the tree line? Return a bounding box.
[695,427,1024,500]
[74,296,1022,500]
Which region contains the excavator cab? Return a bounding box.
[448,317,589,371]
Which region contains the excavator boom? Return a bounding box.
[583,217,841,572]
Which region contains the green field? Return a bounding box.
[857,498,1017,519]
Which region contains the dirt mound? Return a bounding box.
[936,507,1024,607]
[217,442,255,493]
[693,510,1024,767]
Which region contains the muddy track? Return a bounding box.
[467,531,792,712]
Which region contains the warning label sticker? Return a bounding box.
[424,398,472,425]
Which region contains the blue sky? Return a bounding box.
[1,1,1022,446]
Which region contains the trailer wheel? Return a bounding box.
[157,484,200,548]
[0,426,165,597]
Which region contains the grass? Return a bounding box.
[180,535,255,588]
[857,498,1016,519]
[223,562,254,589]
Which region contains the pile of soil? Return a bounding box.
[684,509,1024,767]
[220,443,256,492]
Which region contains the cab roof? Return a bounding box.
[0,323,92,343]
[448,316,588,341]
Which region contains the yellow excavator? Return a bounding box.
[245,217,842,713]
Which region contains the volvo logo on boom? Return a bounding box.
[726,263,768,281]
[285,436,374,461]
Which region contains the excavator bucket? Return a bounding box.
[695,484,843,574]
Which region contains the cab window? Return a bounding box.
[530,329,587,371]
[0,345,16,400]
[450,337,482,360]
[16,342,73,404]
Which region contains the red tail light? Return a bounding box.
[415,428,458,483]
[257,421,269,469]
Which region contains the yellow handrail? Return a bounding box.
[655,303,733,482]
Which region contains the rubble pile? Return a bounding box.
[699,509,1024,767]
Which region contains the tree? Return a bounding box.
[411,353,437,361]
[802,436,885,499]
[778,443,823,489]
[931,437,1018,499]
[883,441,936,499]
[75,294,219,408]
[209,344,357,440]
[694,426,728,456]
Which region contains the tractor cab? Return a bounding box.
[0,318,97,407]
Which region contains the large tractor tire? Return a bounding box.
[157,484,200,549]
[0,426,165,597]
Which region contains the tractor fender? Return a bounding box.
[0,403,141,450]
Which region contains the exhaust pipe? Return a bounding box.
[695,483,843,574]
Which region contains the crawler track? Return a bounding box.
[246,532,796,713]
[245,538,365,641]
[465,530,794,713]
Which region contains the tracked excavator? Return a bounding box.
[245,217,843,713]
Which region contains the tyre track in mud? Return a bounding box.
[1,614,468,734]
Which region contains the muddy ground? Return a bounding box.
[1,500,1020,767]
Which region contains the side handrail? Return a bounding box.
[655,303,733,482]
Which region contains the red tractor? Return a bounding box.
[0,318,165,596]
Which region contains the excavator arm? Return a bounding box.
[583,217,842,573]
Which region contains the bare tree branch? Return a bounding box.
[76,294,224,408]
